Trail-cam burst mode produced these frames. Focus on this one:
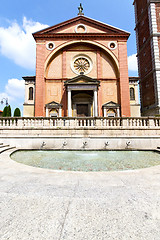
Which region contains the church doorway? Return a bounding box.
[72,91,93,117]
[65,74,99,117]
[77,104,89,117]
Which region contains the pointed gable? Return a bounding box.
[64,75,100,85]
[33,15,130,39]
[102,101,120,108]
[45,101,62,108]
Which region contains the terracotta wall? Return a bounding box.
[118,41,130,117]
[35,43,46,116]
[35,36,130,117]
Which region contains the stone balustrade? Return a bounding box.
[0,117,160,129]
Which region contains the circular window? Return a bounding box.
[46,42,55,50]
[108,41,117,50]
[75,24,87,33]
[71,55,92,75]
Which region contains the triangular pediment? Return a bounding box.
[33,16,130,38]
[103,101,120,108]
[45,101,62,108]
[64,75,100,85]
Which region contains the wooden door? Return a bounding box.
[77,104,88,117]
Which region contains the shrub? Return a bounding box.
[2,106,8,117]
[13,108,21,117]
[2,105,11,117]
[7,105,11,117]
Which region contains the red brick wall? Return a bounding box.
[97,50,103,116]
[35,44,46,116]
[135,0,148,19]
[156,4,160,32]
[140,73,155,107]
[134,0,156,109]
[138,41,152,78]
[34,29,130,117]
[118,41,130,117]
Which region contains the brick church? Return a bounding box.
[23,5,140,118]
[134,0,160,116]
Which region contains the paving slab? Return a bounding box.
[0,149,160,239]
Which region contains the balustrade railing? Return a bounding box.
[0,117,160,129]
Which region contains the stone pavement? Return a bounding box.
[0,149,160,240]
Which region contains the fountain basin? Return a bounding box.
[10,150,160,172]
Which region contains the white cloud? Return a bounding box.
[0,79,25,112]
[0,17,49,70]
[5,78,25,98]
[128,54,138,72]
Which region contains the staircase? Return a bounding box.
[0,143,16,154]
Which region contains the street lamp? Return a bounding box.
[1,98,8,106]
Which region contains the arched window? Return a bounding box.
[29,87,33,100]
[130,87,135,100]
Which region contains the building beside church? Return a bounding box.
[23,6,140,118]
[133,0,160,116]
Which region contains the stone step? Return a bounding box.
[0,146,16,154]
[0,144,9,148]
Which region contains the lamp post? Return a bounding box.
[1,98,8,106]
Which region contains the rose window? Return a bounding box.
[71,56,92,75]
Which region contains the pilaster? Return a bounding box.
[35,43,46,117]
[118,41,131,117]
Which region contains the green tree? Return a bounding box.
[13,108,21,117]
[6,105,11,117]
[2,105,12,117]
[2,106,8,117]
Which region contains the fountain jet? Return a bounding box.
[40,141,46,149]
[83,141,87,148]
[105,141,109,147]
[126,141,131,147]
[62,141,67,147]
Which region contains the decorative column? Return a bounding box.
[59,107,62,117]
[46,107,49,117]
[94,89,98,117]
[117,108,120,117]
[93,97,95,117]
[68,89,72,117]
[104,108,107,117]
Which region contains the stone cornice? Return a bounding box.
[22,76,35,83]
[33,15,130,38]
[33,33,129,41]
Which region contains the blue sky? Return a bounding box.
[0,0,138,113]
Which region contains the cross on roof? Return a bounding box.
[78,3,84,16]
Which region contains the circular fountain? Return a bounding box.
[11,150,160,172]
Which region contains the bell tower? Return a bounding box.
[133,0,160,115]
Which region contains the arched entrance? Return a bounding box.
[72,92,93,117]
[65,74,100,117]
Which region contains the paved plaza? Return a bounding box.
[0,149,160,239]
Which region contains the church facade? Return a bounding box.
[134,0,160,116]
[23,10,140,118]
